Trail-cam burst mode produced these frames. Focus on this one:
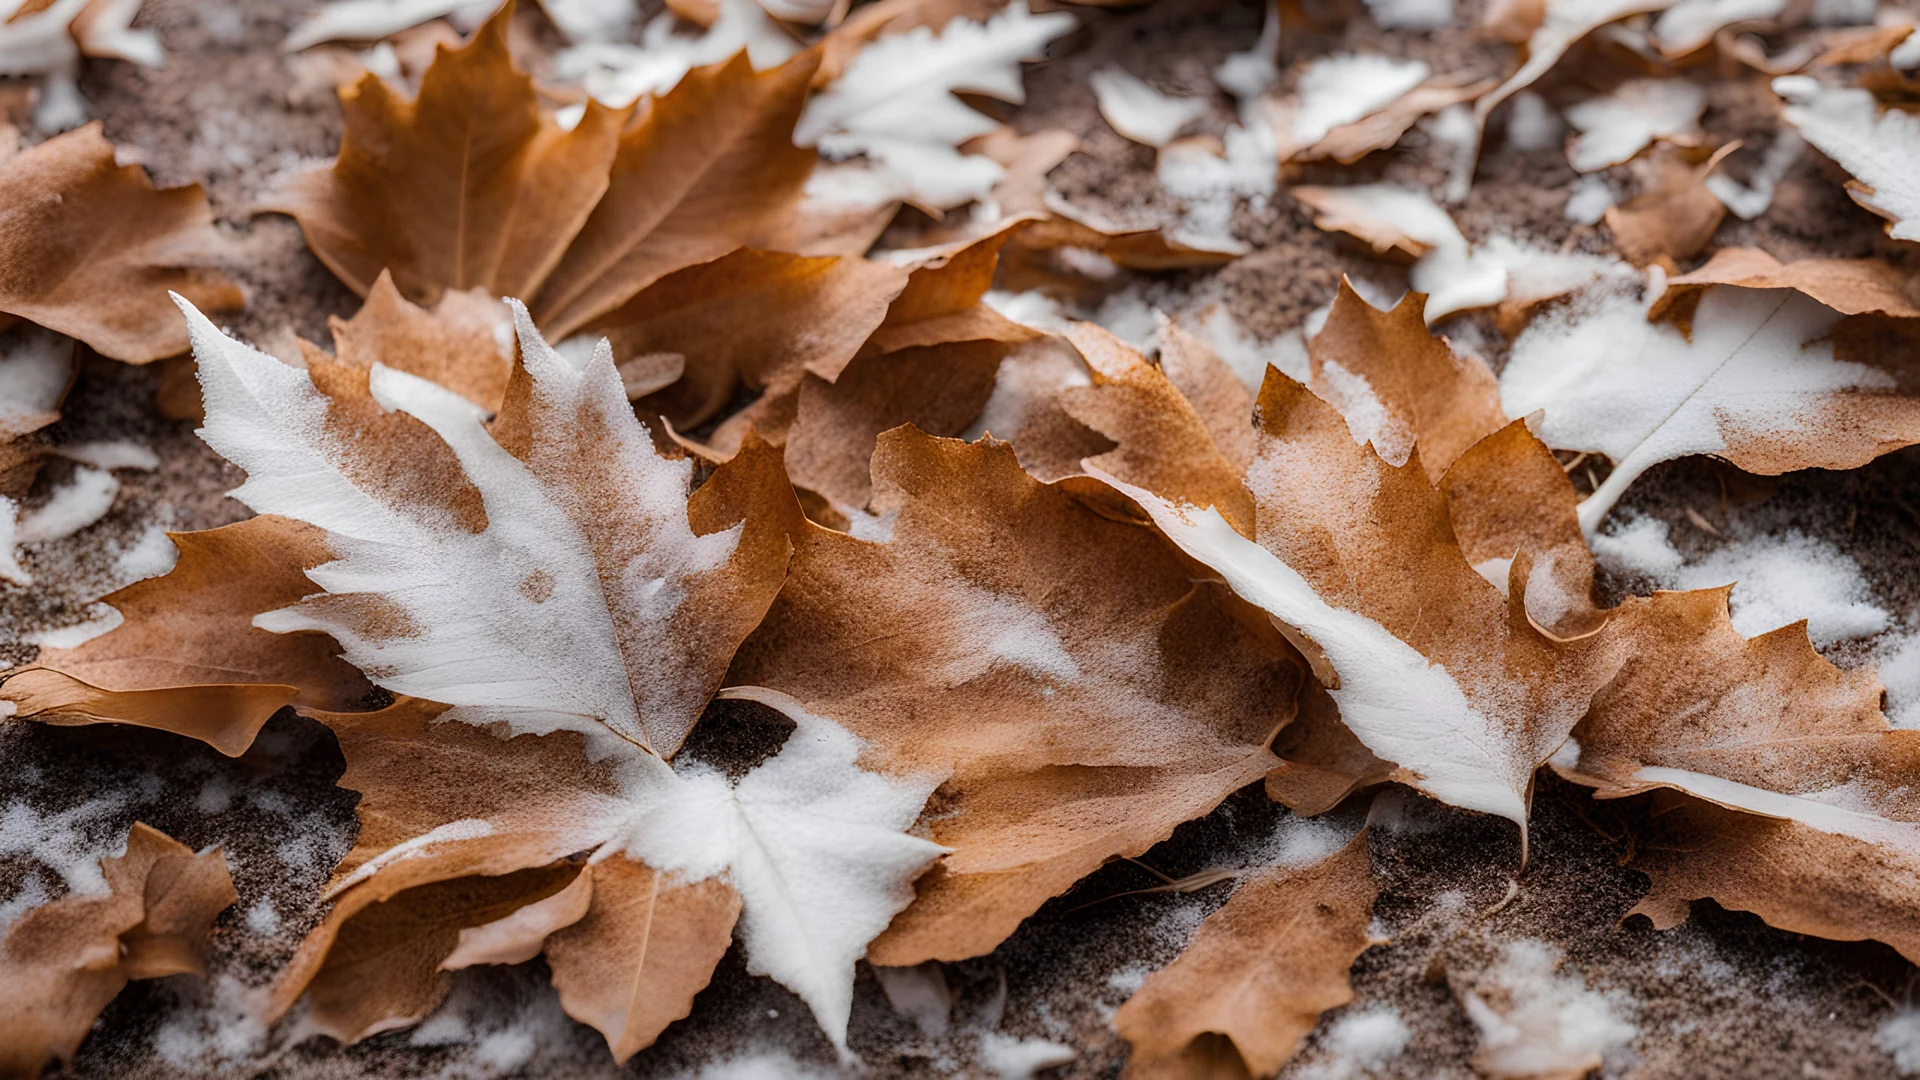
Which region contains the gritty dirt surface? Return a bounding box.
[7,0,1920,1077]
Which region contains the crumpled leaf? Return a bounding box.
[1095,371,1625,846]
[1501,284,1920,533]
[1112,828,1376,1079]
[276,689,941,1057]
[180,296,793,757]
[2,516,372,756]
[1774,74,1920,242]
[726,427,1300,964]
[1653,246,1920,318]
[1553,586,1920,962]
[0,822,234,1077]
[0,122,238,362]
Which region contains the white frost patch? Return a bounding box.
[1707,129,1803,220]
[56,439,159,471]
[1364,0,1455,29]
[1506,92,1565,151]
[1652,0,1788,54]
[1199,304,1309,389]
[0,329,70,424]
[1254,813,1359,869]
[964,335,1090,451]
[1463,939,1636,1079]
[1291,54,1431,147]
[1878,633,1920,730]
[1089,66,1209,148]
[621,692,944,1053]
[927,582,1082,684]
[17,466,119,544]
[244,898,280,935]
[796,1,1076,211]
[0,496,29,586]
[1564,79,1704,172]
[1566,175,1617,224]
[676,1050,845,1079]
[1878,1009,1920,1075]
[1595,517,1889,647]
[1775,76,1920,242]
[0,794,132,909]
[1316,359,1414,466]
[20,606,124,649]
[1298,1006,1413,1079]
[151,973,273,1068]
[1672,531,1889,645]
[977,1032,1077,1077]
[112,523,181,585]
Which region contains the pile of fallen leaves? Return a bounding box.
[7,0,1920,1075]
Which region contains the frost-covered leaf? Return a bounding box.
[1296,74,1493,165]
[1088,65,1209,148]
[1501,284,1920,532]
[277,691,941,1056]
[1775,75,1920,242]
[0,822,233,1076]
[2,516,372,756]
[1563,78,1704,172]
[727,428,1299,964]
[181,297,793,757]
[550,0,800,108]
[1452,938,1635,1079]
[1113,828,1376,1078]
[0,330,73,498]
[1095,371,1625,844]
[795,0,1075,211]
[1284,53,1431,150]
[1554,587,1920,963]
[0,123,238,362]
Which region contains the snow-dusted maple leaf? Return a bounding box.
[1501,285,1920,533]
[178,297,793,757]
[1094,371,1626,846]
[1553,587,1920,964]
[274,693,943,1058]
[1774,75,1920,242]
[794,0,1075,211]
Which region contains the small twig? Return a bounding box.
[1067,867,1240,912]
[1684,505,1722,537]
[1560,451,1589,474]
[1479,877,1521,918]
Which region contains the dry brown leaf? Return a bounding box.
[1652,246,1920,319]
[726,427,1300,964]
[531,50,822,338]
[1265,680,1393,816]
[1300,77,1496,165]
[1603,143,1733,266]
[1441,419,1605,641]
[1058,321,1255,535]
[592,248,908,428]
[0,123,238,362]
[1552,586,1920,961]
[1112,828,1377,1078]
[322,269,514,411]
[2,516,372,756]
[1307,280,1507,481]
[1290,185,1433,259]
[265,3,626,305]
[1098,371,1628,847]
[1157,315,1253,474]
[0,823,234,1076]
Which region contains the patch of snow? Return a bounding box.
[17,466,119,544]
[1707,130,1803,220]
[1364,0,1455,29]
[0,496,29,586]
[552,0,799,107]
[1462,939,1637,1078]
[1566,175,1617,223]
[0,793,133,905]
[1299,1006,1413,1079]
[283,0,496,53]
[977,1031,1077,1077]
[1198,304,1309,389]
[1878,632,1920,730]
[1878,1008,1920,1074]
[112,523,181,585]
[1564,79,1704,173]
[1089,66,1209,148]
[244,898,281,935]
[1291,54,1431,147]
[1506,92,1565,151]
[1591,513,1687,579]
[20,606,124,649]
[0,329,70,425]
[56,439,159,471]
